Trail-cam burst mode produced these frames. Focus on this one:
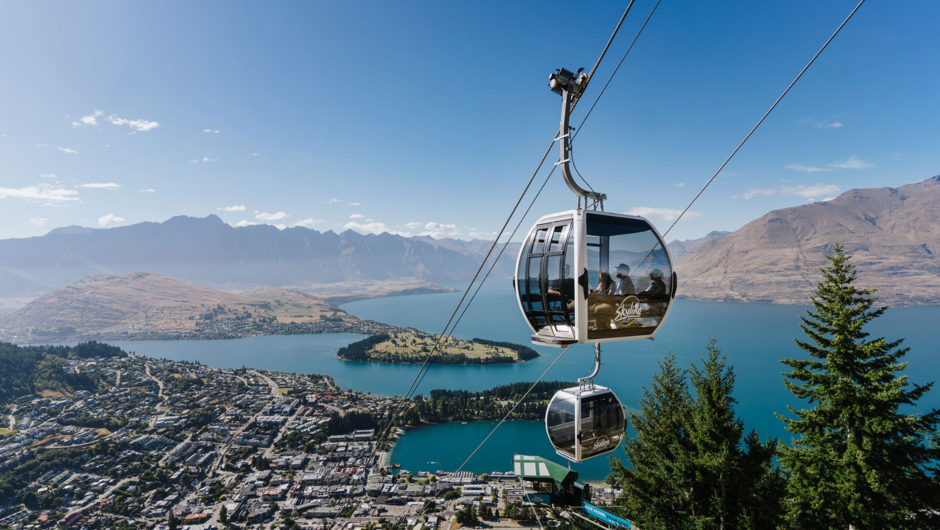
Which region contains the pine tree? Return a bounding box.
[613,352,697,529]
[778,243,940,528]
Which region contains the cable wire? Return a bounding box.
[658,0,866,240]
[455,345,571,473]
[584,1,636,88]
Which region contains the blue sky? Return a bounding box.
[1,1,937,242]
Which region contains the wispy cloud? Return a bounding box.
[233,220,256,227]
[190,157,219,163]
[800,117,843,129]
[293,218,326,228]
[80,182,121,190]
[248,153,259,157]
[40,173,57,179]
[139,189,155,193]
[107,115,159,131]
[256,212,288,221]
[349,202,360,206]
[828,156,873,170]
[218,205,246,212]
[29,218,49,227]
[35,144,50,148]
[327,198,343,204]
[344,220,411,236]
[404,222,422,229]
[98,213,125,227]
[350,213,364,219]
[732,188,775,200]
[419,222,461,238]
[780,183,841,200]
[624,207,701,221]
[57,146,78,154]
[73,110,103,127]
[203,129,220,133]
[674,182,686,188]
[784,163,832,173]
[0,184,79,202]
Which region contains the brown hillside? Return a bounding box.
[0,271,352,340]
[675,176,940,306]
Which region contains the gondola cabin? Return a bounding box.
[514,210,676,347]
[546,385,625,462]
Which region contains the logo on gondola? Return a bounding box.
[615,296,641,322]
[592,436,611,451]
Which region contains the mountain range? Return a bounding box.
[0,215,519,312]
[676,176,940,306]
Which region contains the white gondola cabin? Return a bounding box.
[514,210,676,347]
[545,384,625,462]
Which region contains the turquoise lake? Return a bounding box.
[104,281,940,479]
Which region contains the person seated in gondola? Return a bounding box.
[612,263,635,296]
[590,271,615,295]
[547,264,576,310]
[636,268,666,299]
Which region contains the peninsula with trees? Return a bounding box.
[336,332,539,365]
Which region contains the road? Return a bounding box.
[146,364,168,428]
[7,406,15,431]
[250,370,280,398]
[62,477,138,520]
[115,369,122,388]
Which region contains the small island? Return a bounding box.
[336,331,539,365]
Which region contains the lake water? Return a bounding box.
[105,281,940,479]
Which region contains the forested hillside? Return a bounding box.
[392,381,576,425]
[0,341,125,401]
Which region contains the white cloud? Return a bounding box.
[825,122,842,128]
[40,173,56,179]
[350,213,364,219]
[0,184,79,202]
[274,224,287,230]
[98,213,125,227]
[419,222,461,238]
[57,146,78,154]
[404,222,422,229]
[624,207,701,221]
[107,115,159,131]
[327,198,343,203]
[35,144,50,148]
[255,211,289,221]
[71,122,81,128]
[139,189,155,193]
[248,153,259,156]
[349,202,360,206]
[203,157,218,162]
[293,218,326,228]
[29,218,49,227]
[80,182,121,190]
[203,129,220,133]
[827,156,873,170]
[468,230,499,239]
[219,205,246,212]
[784,163,832,173]
[780,183,841,200]
[732,188,776,200]
[345,221,390,235]
[75,110,103,126]
[674,182,685,188]
[233,220,256,227]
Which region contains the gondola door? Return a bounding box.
[518,218,575,344]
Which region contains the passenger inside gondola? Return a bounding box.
[612,263,634,295]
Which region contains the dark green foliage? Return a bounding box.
[0,342,121,402]
[69,341,126,359]
[470,339,539,361]
[336,334,390,361]
[59,414,125,430]
[392,381,574,425]
[613,343,783,529]
[326,411,378,435]
[778,243,940,527]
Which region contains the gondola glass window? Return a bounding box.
[546,394,577,457]
[585,212,672,340]
[517,221,574,339]
[579,392,625,460]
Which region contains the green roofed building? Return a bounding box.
[512,454,591,506]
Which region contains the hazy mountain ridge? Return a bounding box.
[675,176,940,306]
[0,215,517,301]
[0,271,352,342]
[668,231,731,258]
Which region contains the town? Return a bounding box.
[0,352,620,530]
